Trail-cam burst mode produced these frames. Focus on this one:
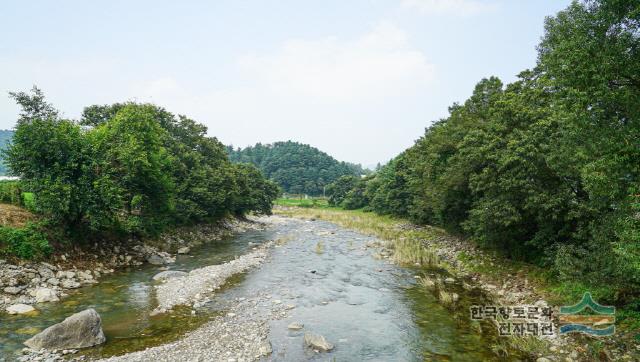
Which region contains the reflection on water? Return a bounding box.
[218,219,510,361]
[0,218,516,361]
[0,231,268,360]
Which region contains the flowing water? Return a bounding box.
[0,217,514,361]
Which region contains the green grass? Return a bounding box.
[274,197,329,208]
[22,192,35,209]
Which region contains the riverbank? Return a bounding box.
[274,206,639,362]
[0,217,264,315]
[90,214,507,361]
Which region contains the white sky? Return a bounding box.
[0,0,571,166]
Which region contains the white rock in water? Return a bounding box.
[147,254,168,265]
[35,288,59,303]
[288,322,304,330]
[177,247,191,254]
[259,341,272,355]
[303,332,334,351]
[6,303,36,315]
[153,270,188,281]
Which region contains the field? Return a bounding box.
[273,197,329,208]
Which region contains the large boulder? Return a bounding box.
[24,309,106,350]
[152,270,188,281]
[35,288,59,303]
[303,332,334,352]
[6,304,36,315]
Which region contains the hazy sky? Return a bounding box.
[0,0,570,166]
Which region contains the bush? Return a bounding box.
[0,223,51,259]
[0,181,22,205]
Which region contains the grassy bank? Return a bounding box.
[273,197,329,208]
[274,205,639,360]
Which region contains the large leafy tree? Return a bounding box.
[4,88,92,228]
[6,90,279,239]
[89,104,175,234]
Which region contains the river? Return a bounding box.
[0,216,511,361]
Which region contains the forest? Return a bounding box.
[0,89,279,257]
[326,0,640,308]
[227,141,366,196]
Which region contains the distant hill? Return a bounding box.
[0,130,14,175]
[227,141,366,196]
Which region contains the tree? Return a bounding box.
[232,163,281,216]
[326,175,359,206]
[228,141,364,195]
[89,104,174,234]
[4,89,91,228]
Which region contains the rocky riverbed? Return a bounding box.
[152,240,274,314]
[0,218,263,315]
[9,214,634,362]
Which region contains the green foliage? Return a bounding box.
[5,90,279,240]
[231,163,281,216]
[274,197,329,208]
[0,181,22,205]
[88,104,175,234]
[341,175,371,210]
[227,141,366,196]
[4,90,91,227]
[329,1,640,305]
[0,223,51,259]
[326,175,359,206]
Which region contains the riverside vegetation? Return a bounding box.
[0,88,280,260]
[324,0,640,328]
[275,205,638,360]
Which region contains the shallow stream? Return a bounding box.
[0,217,514,361]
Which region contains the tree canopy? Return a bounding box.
[4,88,280,238]
[325,0,640,306]
[227,141,366,196]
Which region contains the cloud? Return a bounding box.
[125,22,438,165]
[235,22,435,103]
[401,0,497,16]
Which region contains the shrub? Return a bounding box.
[0,181,22,205]
[0,223,51,259]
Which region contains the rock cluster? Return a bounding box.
[0,218,266,314]
[98,292,288,362]
[153,241,274,314]
[0,261,109,311]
